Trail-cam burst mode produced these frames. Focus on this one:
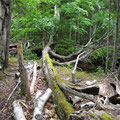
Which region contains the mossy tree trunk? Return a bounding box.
[42,43,74,120]
[17,42,31,100]
[0,0,12,69]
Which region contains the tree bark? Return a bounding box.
[105,0,111,74]
[0,0,12,69]
[111,0,119,72]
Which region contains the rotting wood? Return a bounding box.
[30,62,37,94]
[42,43,74,120]
[12,100,26,120]
[17,42,31,100]
[32,88,52,120]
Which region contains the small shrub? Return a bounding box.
[96,66,104,75]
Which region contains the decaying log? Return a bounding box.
[30,62,37,94]
[58,83,95,102]
[42,43,74,120]
[32,88,52,120]
[12,100,26,120]
[17,42,31,100]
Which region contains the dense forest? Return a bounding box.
[0,0,120,120]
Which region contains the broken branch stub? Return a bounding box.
[17,42,31,100]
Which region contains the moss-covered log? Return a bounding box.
[42,43,74,120]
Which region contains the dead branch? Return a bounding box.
[49,38,92,61]
[30,62,37,94]
[12,100,26,120]
[72,51,86,83]
[56,50,93,65]
[32,88,52,120]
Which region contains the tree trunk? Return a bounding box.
[105,0,111,74]
[111,0,119,72]
[0,0,12,69]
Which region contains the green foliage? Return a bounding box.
[52,104,58,108]
[96,66,105,75]
[48,114,54,118]
[23,48,39,60]
[67,63,72,68]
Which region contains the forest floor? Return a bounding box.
[0,57,117,120]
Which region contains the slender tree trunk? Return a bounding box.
[111,0,119,72]
[105,0,111,74]
[54,4,60,21]
[69,28,72,40]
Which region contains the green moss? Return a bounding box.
[37,60,42,66]
[101,113,112,120]
[89,113,97,118]
[52,79,74,116]
[56,66,99,81]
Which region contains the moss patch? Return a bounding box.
[101,113,112,120]
[89,113,97,118]
[56,66,100,81]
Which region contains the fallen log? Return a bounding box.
[58,83,95,102]
[42,43,74,120]
[12,100,26,120]
[30,62,37,94]
[32,88,52,120]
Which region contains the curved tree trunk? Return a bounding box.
[42,43,74,120]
